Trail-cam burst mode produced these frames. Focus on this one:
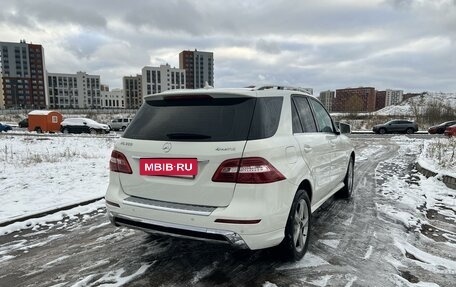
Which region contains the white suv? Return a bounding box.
[109,118,133,131]
[105,86,354,260]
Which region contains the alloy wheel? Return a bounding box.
[293,199,309,253]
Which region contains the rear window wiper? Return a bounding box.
[166,133,212,140]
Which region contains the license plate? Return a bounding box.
[139,158,198,176]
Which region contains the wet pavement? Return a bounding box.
[0,137,455,287]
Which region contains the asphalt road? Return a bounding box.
[0,137,455,286]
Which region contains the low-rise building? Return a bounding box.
[101,88,124,108]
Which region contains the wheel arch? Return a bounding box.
[297,179,313,205]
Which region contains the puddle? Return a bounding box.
[399,270,419,283]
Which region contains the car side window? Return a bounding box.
[291,100,303,133]
[292,96,317,133]
[308,98,334,133]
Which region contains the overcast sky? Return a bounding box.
[0,0,455,94]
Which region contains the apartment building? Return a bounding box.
[385,89,403,106]
[333,87,377,113]
[179,50,214,89]
[0,40,47,108]
[101,88,124,108]
[319,90,335,112]
[375,90,386,110]
[0,75,3,108]
[123,75,142,109]
[141,64,186,96]
[47,71,101,108]
[101,84,109,92]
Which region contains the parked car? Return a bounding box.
[428,121,456,134]
[372,120,418,134]
[444,124,456,137]
[61,118,110,134]
[18,118,28,128]
[109,118,133,131]
[0,123,12,132]
[105,86,355,261]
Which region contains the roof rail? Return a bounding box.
[253,85,313,94]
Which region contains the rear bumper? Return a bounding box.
[108,211,249,249]
[105,175,295,250]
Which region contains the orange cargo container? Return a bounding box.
[27,110,63,133]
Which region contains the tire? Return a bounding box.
[280,190,311,261]
[406,128,414,134]
[121,126,127,131]
[35,127,42,133]
[90,128,97,135]
[62,128,69,134]
[337,157,354,198]
[378,128,386,134]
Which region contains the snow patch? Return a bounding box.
[304,275,333,286]
[356,145,384,162]
[0,200,105,235]
[319,239,340,249]
[376,203,419,229]
[44,255,70,267]
[344,274,358,287]
[276,252,329,270]
[0,255,15,262]
[391,274,441,287]
[363,245,373,260]
[395,239,456,273]
[71,263,153,287]
[190,262,218,284]
[262,281,278,287]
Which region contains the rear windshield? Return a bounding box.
[123,96,283,142]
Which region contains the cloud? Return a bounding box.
[256,39,281,54]
[0,0,454,93]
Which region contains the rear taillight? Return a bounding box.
[110,150,132,174]
[212,157,285,184]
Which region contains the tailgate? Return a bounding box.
[117,139,246,207]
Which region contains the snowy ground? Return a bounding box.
[0,135,455,286]
[374,92,456,116]
[418,137,456,178]
[0,134,116,225]
[0,133,447,228]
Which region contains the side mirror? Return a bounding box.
[335,122,351,134]
[83,122,87,125]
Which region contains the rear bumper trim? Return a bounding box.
[122,196,217,216]
[108,212,249,249]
